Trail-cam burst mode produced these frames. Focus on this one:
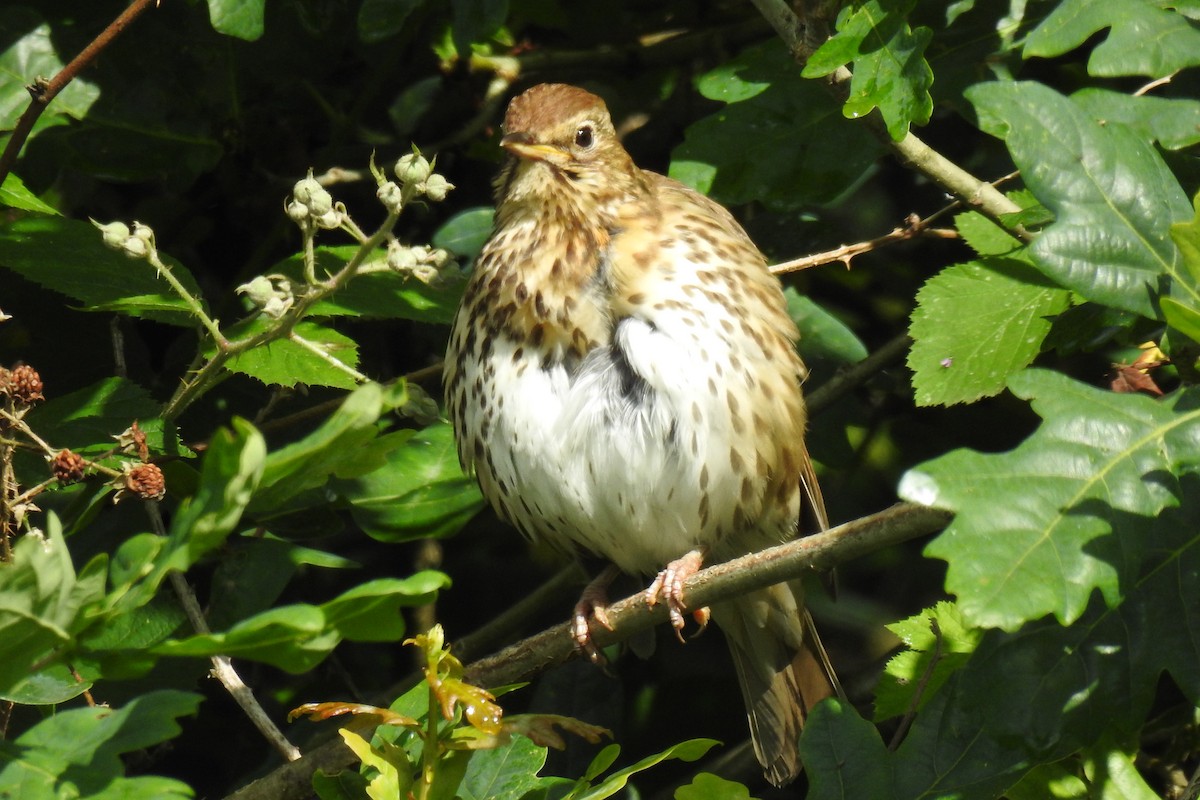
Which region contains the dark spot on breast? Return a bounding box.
[515,282,529,303]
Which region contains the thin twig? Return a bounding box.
[772,214,957,275]
[0,0,159,186]
[1134,72,1177,97]
[146,503,302,763]
[806,332,912,417]
[748,0,1028,240]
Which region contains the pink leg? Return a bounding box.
[645,548,710,642]
[573,564,620,664]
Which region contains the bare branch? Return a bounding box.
[0,0,160,187]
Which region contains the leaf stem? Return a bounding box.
[288,332,367,383]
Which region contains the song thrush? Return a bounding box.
[445,83,840,786]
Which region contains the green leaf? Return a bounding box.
[155,573,447,671]
[215,318,361,390]
[207,0,265,40]
[1163,191,1200,343]
[969,81,1193,319]
[459,734,548,800]
[250,383,389,514]
[451,0,508,55]
[674,772,758,800]
[0,514,98,696]
[785,289,869,365]
[1024,0,1200,78]
[670,41,883,210]
[0,661,93,705]
[273,246,464,323]
[0,215,207,325]
[24,377,164,457]
[1006,761,1089,800]
[124,420,265,610]
[0,9,99,129]
[1083,744,1159,799]
[901,369,1200,630]
[359,0,425,42]
[804,0,934,139]
[206,535,357,631]
[802,700,894,800]
[908,253,1070,406]
[335,421,485,542]
[873,601,982,721]
[433,206,494,264]
[322,573,449,641]
[0,690,200,799]
[0,173,59,214]
[575,739,718,799]
[1071,89,1200,150]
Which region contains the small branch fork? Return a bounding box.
[0,0,159,188]
[771,212,957,276]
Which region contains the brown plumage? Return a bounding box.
[444,83,840,786]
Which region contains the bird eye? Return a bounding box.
[574,125,595,149]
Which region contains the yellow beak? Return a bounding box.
[500,134,570,166]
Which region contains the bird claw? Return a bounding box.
[573,567,618,664]
[645,549,709,642]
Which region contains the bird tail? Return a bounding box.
[714,582,842,787]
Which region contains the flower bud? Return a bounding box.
[313,208,342,230]
[293,172,333,216]
[421,173,453,202]
[131,222,155,246]
[237,276,276,307]
[394,151,433,185]
[94,220,130,250]
[122,236,149,259]
[286,199,310,224]
[387,241,419,272]
[377,181,404,214]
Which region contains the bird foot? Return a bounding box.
[645,549,710,642]
[573,565,619,664]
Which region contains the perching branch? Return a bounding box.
[221,501,952,800]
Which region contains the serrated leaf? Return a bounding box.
[1071,88,1200,150]
[1024,0,1200,78]
[23,377,164,457]
[335,421,485,542]
[670,41,882,210]
[874,601,982,721]
[908,257,1070,406]
[272,246,463,323]
[0,215,206,325]
[802,0,934,139]
[900,369,1200,629]
[0,173,58,214]
[969,81,1194,319]
[0,690,200,799]
[215,318,360,390]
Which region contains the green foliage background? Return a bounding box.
[1,0,1199,798]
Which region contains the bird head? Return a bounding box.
[493,84,642,212]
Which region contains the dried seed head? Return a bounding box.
[52,449,87,484]
[7,365,44,405]
[123,462,166,501]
